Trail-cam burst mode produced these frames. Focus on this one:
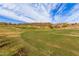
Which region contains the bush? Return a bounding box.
[62,23,69,27]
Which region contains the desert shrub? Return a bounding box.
[62,23,69,27]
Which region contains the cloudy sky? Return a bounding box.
[0,3,79,24]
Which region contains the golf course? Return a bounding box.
[0,23,79,56]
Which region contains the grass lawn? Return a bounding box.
[0,25,79,56]
[21,29,79,56]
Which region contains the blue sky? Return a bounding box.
[0,3,79,23]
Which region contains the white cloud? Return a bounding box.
[0,3,79,24]
[0,3,52,23]
[0,7,35,23]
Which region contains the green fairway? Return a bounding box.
[21,29,79,56]
[0,25,79,56]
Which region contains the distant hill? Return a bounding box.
[0,22,79,29]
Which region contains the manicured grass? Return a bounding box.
[0,25,79,56]
[21,29,79,56]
